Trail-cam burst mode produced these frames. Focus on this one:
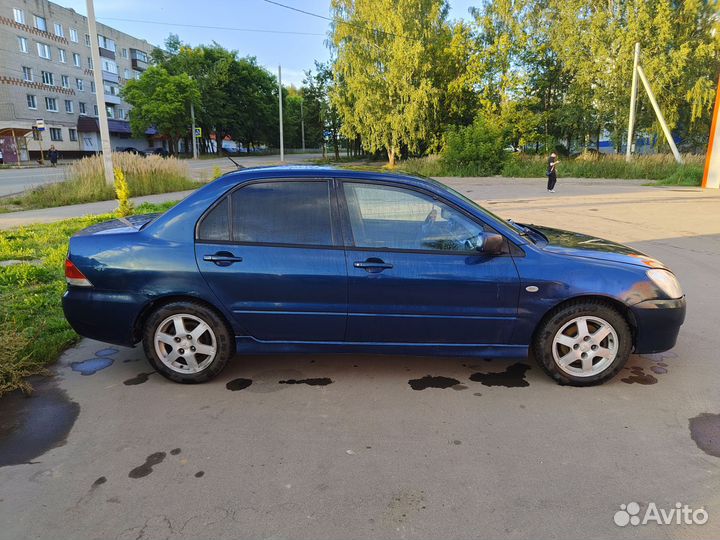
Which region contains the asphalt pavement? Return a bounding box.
[1,177,719,540]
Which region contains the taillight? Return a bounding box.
[65,259,93,287]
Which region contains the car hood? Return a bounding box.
[75,213,159,236]
[526,224,668,269]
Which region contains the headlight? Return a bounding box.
[647,269,683,299]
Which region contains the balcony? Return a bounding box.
[102,70,119,84]
[99,47,116,60]
[130,49,149,72]
[104,93,122,105]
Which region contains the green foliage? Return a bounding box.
[0,202,176,396]
[114,167,134,217]
[330,0,452,165]
[212,165,223,180]
[120,65,200,154]
[441,115,508,175]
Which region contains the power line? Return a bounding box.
[261,0,403,40]
[261,0,334,22]
[97,17,325,36]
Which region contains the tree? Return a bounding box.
[329,0,451,165]
[121,66,200,155]
[305,61,342,158]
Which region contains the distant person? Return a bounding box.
[547,152,560,192]
[49,145,59,167]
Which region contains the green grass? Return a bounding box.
[1,154,201,212]
[399,153,705,185]
[0,201,176,396]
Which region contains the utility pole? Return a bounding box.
[300,98,305,153]
[86,0,114,185]
[278,65,284,162]
[625,42,640,162]
[190,101,198,160]
[636,65,683,164]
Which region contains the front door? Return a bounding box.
[339,181,520,344]
[195,179,347,342]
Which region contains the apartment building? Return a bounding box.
[0,0,155,162]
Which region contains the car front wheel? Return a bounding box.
[533,300,632,386]
[142,301,233,383]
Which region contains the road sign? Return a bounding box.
[35,119,45,131]
[194,127,202,138]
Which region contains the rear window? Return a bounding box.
[231,181,333,246]
[197,180,334,246]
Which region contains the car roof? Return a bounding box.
[219,164,442,189]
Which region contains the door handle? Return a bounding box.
[203,252,243,266]
[353,258,393,272]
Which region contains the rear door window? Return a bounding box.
[231,180,334,246]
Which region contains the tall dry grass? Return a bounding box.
[401,152,705,185]
[13,153,199,210]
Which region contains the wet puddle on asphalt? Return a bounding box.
[0,377,79,467]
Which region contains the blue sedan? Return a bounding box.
[62,166,686,386]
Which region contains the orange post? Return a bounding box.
[702,76,720,189]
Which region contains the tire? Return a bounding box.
[533,299,632,386]
[142,301,234,383]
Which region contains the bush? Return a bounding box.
[8,153,200,210]
[441,116,508,176]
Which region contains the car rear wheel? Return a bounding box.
[533,300,632,386]
[142,301,233,383]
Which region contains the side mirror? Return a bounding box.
[480,232,505,255]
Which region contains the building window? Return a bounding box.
[93,104,98,116]
[18,36,28,53]
[118,108,127,120]
[65,100,73,113]
[76,78,84,91]
[134,70,141,80]
[49,127,62,141]
[54,23,63,37]
[58,48,66,63]
[106,105,115,119]
[78,102,86,114]
[98,35,116,52]
[87,57,93,69]
[45,97,58,112]
[73,52,81,67]
[102,60,118,74]
[27,95,37,109]
[122,48,128,58]
[13,8,25,24]
[61,75,70,88]
[33,15,46,32]
[123,68,131,79]
[90,81,95,93]
[37,42,51,59]
[69,128,77,141]
[41,71,54,85]
[84,33,90,47]
[22,66,33,81]
[70,28,78,42]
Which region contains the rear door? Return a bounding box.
[195,179,347,342]
[339,181,520,344]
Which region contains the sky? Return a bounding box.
[58,0,478,86]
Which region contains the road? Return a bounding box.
[0,153,323,197]
[1,178,719,540]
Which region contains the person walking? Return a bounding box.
[547,152,560,192]
[48,145,59,167]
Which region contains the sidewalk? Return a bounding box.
[0,189,195,230]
